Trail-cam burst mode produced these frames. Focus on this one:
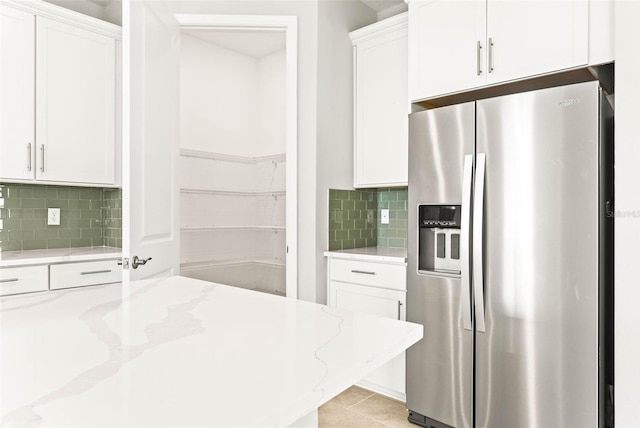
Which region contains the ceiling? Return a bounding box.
[85,0,405,13]
[181,29,286,59]
[359,0,404,12]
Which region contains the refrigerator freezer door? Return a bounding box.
[407,103,474,428]
[475,81,600,427]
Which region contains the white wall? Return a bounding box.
[43,0,122,25]
[614,1,640,424]
[180,33,285,157]
[180,33,259,156]
[315,0,377,303]
[258,50,287,156]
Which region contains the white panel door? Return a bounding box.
[35,17,116,184]
[122,0,180,281]
[0,5,35,181]
[408,0,486,101]
[486,0,588,84]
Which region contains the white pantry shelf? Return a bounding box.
[180,188,285,197]
[180,226,285,232]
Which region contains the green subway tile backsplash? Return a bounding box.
[328,187,408,251]
[377,187,408,249]
[328,189,377,251]
[0,183,122,252]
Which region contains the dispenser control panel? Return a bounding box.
[418,204,462,275]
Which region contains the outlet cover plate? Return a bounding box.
[48,208,60,226]
[381,208,389,225]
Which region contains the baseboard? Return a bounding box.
[356,380,406,403]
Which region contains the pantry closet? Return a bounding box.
[178,29,287,295]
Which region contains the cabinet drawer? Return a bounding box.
[329,259,406,291]
[0,265,49,296]
[50,260,121,290]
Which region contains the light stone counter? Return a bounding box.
[324,247,407,264]
[0,276,422,427]
[0,247,122,268]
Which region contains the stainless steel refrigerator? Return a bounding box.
[406,81,614,428]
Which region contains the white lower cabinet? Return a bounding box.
[1,259,122,296]
[327,255,407,400]
[0,265,48,296]
[50,260,121,290]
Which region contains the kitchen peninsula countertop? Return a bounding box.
[0,276,422,427]
[0,246,122,268]
[324,247,407,263]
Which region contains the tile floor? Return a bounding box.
[319,386,415,428]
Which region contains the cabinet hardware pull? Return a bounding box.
[488,37,494,73]
[351,270,375,275]
[397,300,403,320]
[0,278,19,283]
[80,270,112,275]
[40,145,45,172]
[476,41,482,76]
[27,143,32,171]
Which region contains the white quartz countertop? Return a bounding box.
[0,246,122,267]
[0,276,422,427]
[324,247,407,263]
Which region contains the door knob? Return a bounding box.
[131,256,152,269]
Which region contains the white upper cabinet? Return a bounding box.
[351,13,408,188]
[36,17,116,184]
[408,1,486,101]
[0,2,120,186]
[1,5,35,181]
[485,0,587,85]
[408,0,590,101]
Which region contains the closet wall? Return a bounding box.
[179,31,287,295]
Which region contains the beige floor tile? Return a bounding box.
[319,400,389,428]
[349,394,414,428]
[328,385,376,409]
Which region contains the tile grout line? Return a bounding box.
[345,391,377,410]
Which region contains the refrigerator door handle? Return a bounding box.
[460,154,473,331]
[473,153,487,333]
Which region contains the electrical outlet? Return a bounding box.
[381,208,389,225]
[48,208,60,226]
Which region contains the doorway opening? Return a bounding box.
[175,16,297,298]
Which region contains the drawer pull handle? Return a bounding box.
[80,270,112,276]
[351,270,376,275]
[0,278,19,283]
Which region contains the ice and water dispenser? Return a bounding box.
[418,205,462,275]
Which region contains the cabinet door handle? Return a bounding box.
[0,278,19,283]
[27,143,32,171]
[40,145,45,172]
[476,41,482,76]
[397,300,403,320]
[351,269,375,275]
[488,37,494,73]
[80,270,112,276]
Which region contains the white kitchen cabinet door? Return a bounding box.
[485,0,588,85]
[35,16,116,185]
[352,14,409,188]
[329,280,407,398]
[0,5,35,181]
[0,265,48,296]
[408,0,486,101]
[122,0,180,281]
